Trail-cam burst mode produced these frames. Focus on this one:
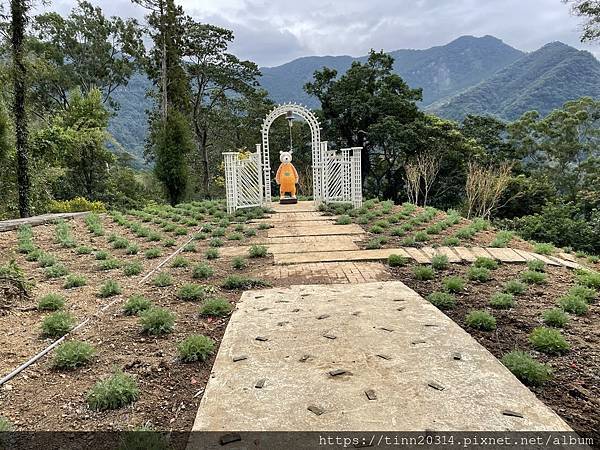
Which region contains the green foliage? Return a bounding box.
[413,231,429,242]
[76,246,93,255]
[221,275,270,290]
[489,292,515,309]
[163,238,176,247]
[140,308,175,335]
[206,248,219,259]
[232,256,247,269]
[182,242,197,253]
[490,230,514,247]
[99,258,121,271]
[145,248,162,259]
[177,335,215,362]
[50,197,106,213]
[45,264,69,278]
[125,243,140,255]
[0,417,11,432]
[38,293,65,311]
[575,270,600,289]
[94,250,109,260]
[473,257,498,270]
[520,270,546,284]
[427,292,456,309]
[529,327,570,355]
[84,213,104,235]
[467,266,491,282]
[98,280,122,297]
[336,215,352,225]
[543,308,569,328]
[443,236,460,246]
[527,260,546,272]
[53,340,95,370]
[249,245,267,258]
[64,274,87,289]
[193,263,214,279]
[431,254,449,270]
[465,310,496,331]
[200,297,232,317]
[123,261,143,276]
[87,371,140,411]
[568,285,597,303]
[123,295,152,316]
[533,242,555,255]
[442,276,465,293]
[176,284,208,301]
[558,294,588,315]
[503,280,527,295]
[501,351,552,386]
[387,254,408,267]
[112,237,130,249]
[413,265,435,280]
[170,255,189,268]
[152,272,173,287]
[42,311,75,338]
[209,238,223,247]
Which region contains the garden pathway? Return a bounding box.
[192,202,572,437]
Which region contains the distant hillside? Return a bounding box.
[260,35,524,108]
[426,42,600,121]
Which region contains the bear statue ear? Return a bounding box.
[289,150,293,154]
[279,151,283,154]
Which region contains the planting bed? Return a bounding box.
[389,261,600,439]
[0,201,277,432]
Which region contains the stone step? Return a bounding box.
[268,224,365,238]
[221,240,360,257]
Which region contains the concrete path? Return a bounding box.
[0,212,90,232]
[192,281,570,432]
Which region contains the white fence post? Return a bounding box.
[223,152,239,214]
[350,147,363,208]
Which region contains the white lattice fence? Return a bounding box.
[323,147,362,208]
[223,150,263,213]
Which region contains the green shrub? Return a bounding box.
[64,274,87,289]
[98,280,121,298]
[42,311,75,338]
[543,308,569,328]
[175,227,188,236]
[123,295,152,316]
[203,247,218,260]
[38,293,65,311]
[465,310,496,331]
[467,266,491,282]
[529,327,569,355]
[413,231,429,242]
[257,223,271,230]
[232,256,247,269]
[123,261,143,276]
[86,371,139,410]
[177,335,215,362]
[25,248,43,261]
[227,232,243,241]
[55,220,76,248]
[94,250,109,260]
[193,263,214,279]
[211,228,226,237]
[163,238,176,247]
[45,264,69,278]
[244,228,257,237]
[336,215,352,225]
[501,351,552,386]
[443,276,465,293]
[53,340,95,370]
[533,242,555,255]
[575,270,600,289]
[99,258,121,271]
[50,197,106,213]
[209,238,223,248]
[503,280,527,295]
[413,265,435,280]
[145,248,162,259]
[473,257,498,270]
[558,295,588,315]
[443,236,460,246]
[521,270,546,284]
[387,254,408,267]
[221,275,270,290]
[140,308,175,335]
[147,232,162,242]
[200,297,233,317]
[427,292,456,309]
[170,255,189,268]
[177,284,208,301]
[431,254,449,270]
[152,272,173,287]
[249,245,267,258]
[0,416,11,432]
[125,243,140,255]
[112,237,129,249]
[490,230,514,248]
[527,259,546,272]
[568,285,597,303]
[365,238,384,249]
[76,246,93,255]
[183,242,197,253]
[489,292,515,309]
[38,253,57,267]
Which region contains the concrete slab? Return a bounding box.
[469,247,495,260]
[485,247,528,263]
[403,247,431,264]
[513,249,541,262]
[275,248,419,265]
[268,224,365,238]
[529,252,562,266]
[270,201,317,213]
[453,247,477,262]
[421,247,461,263]
[220,240,360,257]
[0,212,89,232]
[192,282,570,432]
[249,235,362,245]
[263,220,336,228]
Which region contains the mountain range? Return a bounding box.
[108,35,600,165]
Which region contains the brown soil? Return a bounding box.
[390,263,600,439]
[0,212,273,431]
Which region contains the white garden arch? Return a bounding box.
[224,102,362,213]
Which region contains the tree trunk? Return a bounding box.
[201,128,210,198]
[159,0,168,121]
[11,0,30,218]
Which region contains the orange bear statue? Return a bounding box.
[275,151,299,198]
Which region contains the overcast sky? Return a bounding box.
[47,0,598,66]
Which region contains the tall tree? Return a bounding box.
[182,22,260,196]
[564,0,600,42]
[32,0,144,112]
[10,0,30,217]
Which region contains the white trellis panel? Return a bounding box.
[323,147,362,208]
[223,149,263,214]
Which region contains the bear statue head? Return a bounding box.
[279,151,293,164]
